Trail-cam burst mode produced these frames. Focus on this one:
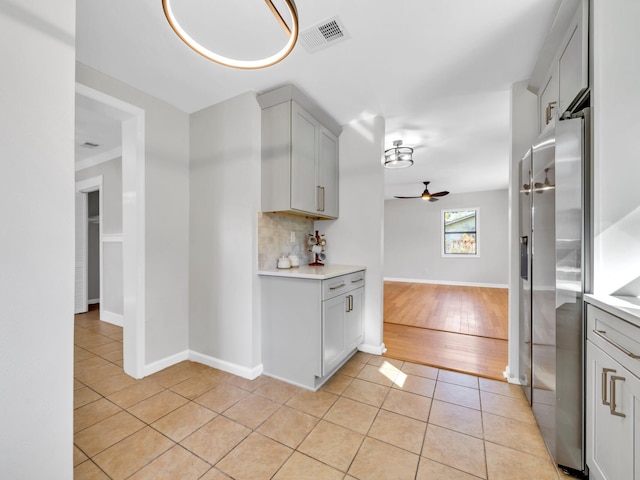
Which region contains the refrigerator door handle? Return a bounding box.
[520,236,528,280]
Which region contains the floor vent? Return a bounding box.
[300,16,350,53]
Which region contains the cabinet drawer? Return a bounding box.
[587,304,640,375]
[322,271,365,300]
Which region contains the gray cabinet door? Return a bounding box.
[345,288,364,351]
[317,126,339,218]
[558,2,588,113]
[291,102,318,214]
[586,341,638,480]
[322,294,346,376]
[539,69,558,132]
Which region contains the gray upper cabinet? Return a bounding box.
[530,0,589,131]
[317,126,339,218]
[539,65,559,132]
[259,85,340,220]
[558,1,588,113]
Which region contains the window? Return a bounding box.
[442,209,479,256]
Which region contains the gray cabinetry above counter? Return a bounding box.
[529,0,589,131]
[258,85,340,220]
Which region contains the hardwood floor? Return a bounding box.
[383,281,509,381]
[384,282,508,340]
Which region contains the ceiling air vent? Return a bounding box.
[300,16,350,53]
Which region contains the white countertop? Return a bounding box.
[585,294,640,328]
[258,264,366,280]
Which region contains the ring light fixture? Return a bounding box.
[162,0,299,70]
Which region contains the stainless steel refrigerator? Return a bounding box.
[519,108,590,475]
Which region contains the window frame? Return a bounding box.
[441,208,480,257]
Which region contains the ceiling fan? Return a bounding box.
[394,181,450,202]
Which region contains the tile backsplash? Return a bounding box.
[258,213,315,269]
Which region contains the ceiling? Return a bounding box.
[75,0,560,198]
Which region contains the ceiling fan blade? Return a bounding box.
[395,181,449,201]
[431,191,449,197]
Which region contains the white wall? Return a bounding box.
[0,1,75,478]
[76,63,190,368]
[385,189,509,287]
[591,0,640,296]
[189,92,262,375]
[76,157,122,234]
[320,116,386,354]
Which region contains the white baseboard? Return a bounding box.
[384,277,508,289]
[189,350,263,380]
[101,310,123,327]
[88,298,100,305]
[140,349,263,381]
[143,350,190,377]
[358,342,387,356]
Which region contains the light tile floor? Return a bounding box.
[74,308,573,479]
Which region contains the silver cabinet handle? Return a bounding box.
[545,101,557,124]
[349,294,353,312]
[609,375,626,418]
[351,278,364,283]
[593,329,640,359]
[316,186,325,212]
[602,368,616,406]
[329,283,345,291]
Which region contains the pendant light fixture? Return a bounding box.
[162,0,299,70]
[384,140,414,168]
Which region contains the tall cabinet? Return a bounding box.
[258,85,340,220]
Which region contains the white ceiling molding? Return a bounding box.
[75,146,122,172]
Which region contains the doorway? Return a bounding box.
[74,178,103,317]
[75,83,146,378]
[87,191,100,307]
[383,281,509,380]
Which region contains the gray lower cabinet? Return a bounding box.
[586,304,640,480]
[261,271,364,390]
